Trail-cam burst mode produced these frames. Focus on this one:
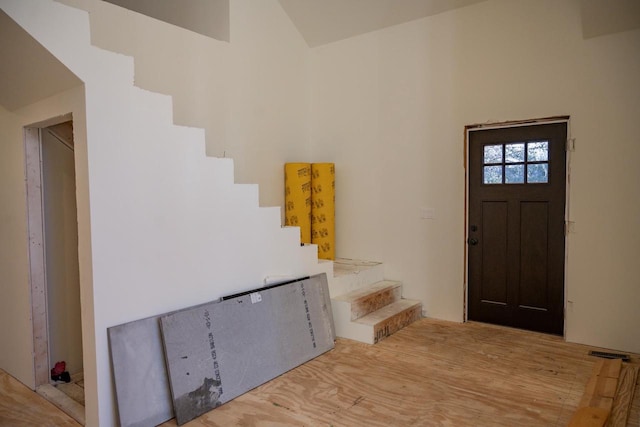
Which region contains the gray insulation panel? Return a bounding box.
[108,314,175,427]
[108,301,217,427]
[160,273,334,425]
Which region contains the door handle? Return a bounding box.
[468,238,478,246]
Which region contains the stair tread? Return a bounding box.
[355,299,421,326]
[333,280,401,302]
[333,258,382,278]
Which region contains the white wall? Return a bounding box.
[42,128,83,375]
[226,1,311,206]
[2,1,325,425]
[309,0,640,353]
[58,0,312,210]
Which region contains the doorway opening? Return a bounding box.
[465,117,570,335]
[25,117,85,424]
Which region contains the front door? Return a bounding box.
[467,122,567,335]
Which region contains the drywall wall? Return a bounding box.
[1,1,327,425]
[57,0,311,211]
[0,85,88,389]
[0,106,34,387]
[41,128,83,375]
[309,0,640,353]
[226,0,311,208]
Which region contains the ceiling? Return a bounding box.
[580,0,640,39]
[276,0,640,47]
[102,0,230,42]
[277,0,488,47]
[1,0,638,111]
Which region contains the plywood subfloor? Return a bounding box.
[56,372,85,406]
[3,319,639,426]
[158,319,639,426]
[0,370,80,427]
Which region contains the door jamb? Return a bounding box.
[24,113,74,387]
[463,116,571,335]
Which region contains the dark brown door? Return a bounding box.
[468,122,567,335]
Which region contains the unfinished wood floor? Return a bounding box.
[2,319,639,426]
[159,319,639,426]
[0,370,80,427]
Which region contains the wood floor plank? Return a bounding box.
[592,359,623,379]
[605,364,639,427]
[568,407,609,427]
[158,319,640,427]
[628,368,640,426]
[0,370,80,427]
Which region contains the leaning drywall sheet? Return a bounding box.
[160,273,334,425]
[108,300,218,427]
[108,315,174,427]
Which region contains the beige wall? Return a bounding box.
[41,128,83,375]
[309,0,640,353]
[0,86,87,388]
[0,106,34,386]
[58,0,311,210]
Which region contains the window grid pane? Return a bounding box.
[527,163,549,183]
[484,145,503,164]
[482,141,550,185]
[505,143,525,163]
[527,141,549,162]
[484,165,502,184]
[505,164,525,183]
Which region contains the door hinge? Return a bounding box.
[566,138,576,151]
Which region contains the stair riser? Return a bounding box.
[351,286,402,321]
[331,299,376,344]
[372,304,421,344]
[328,263,385,297]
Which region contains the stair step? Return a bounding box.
[329,258,385,297]
[333,258,382,277]
[333,280,402,320]
[355,299,422,344]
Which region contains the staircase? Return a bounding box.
[329,259,422,344]
[1,1,334,425]
[1,2,421,424]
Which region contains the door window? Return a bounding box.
[483,141,549,185]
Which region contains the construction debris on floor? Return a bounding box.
[50,361,70,383]
[108,273,334,426]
